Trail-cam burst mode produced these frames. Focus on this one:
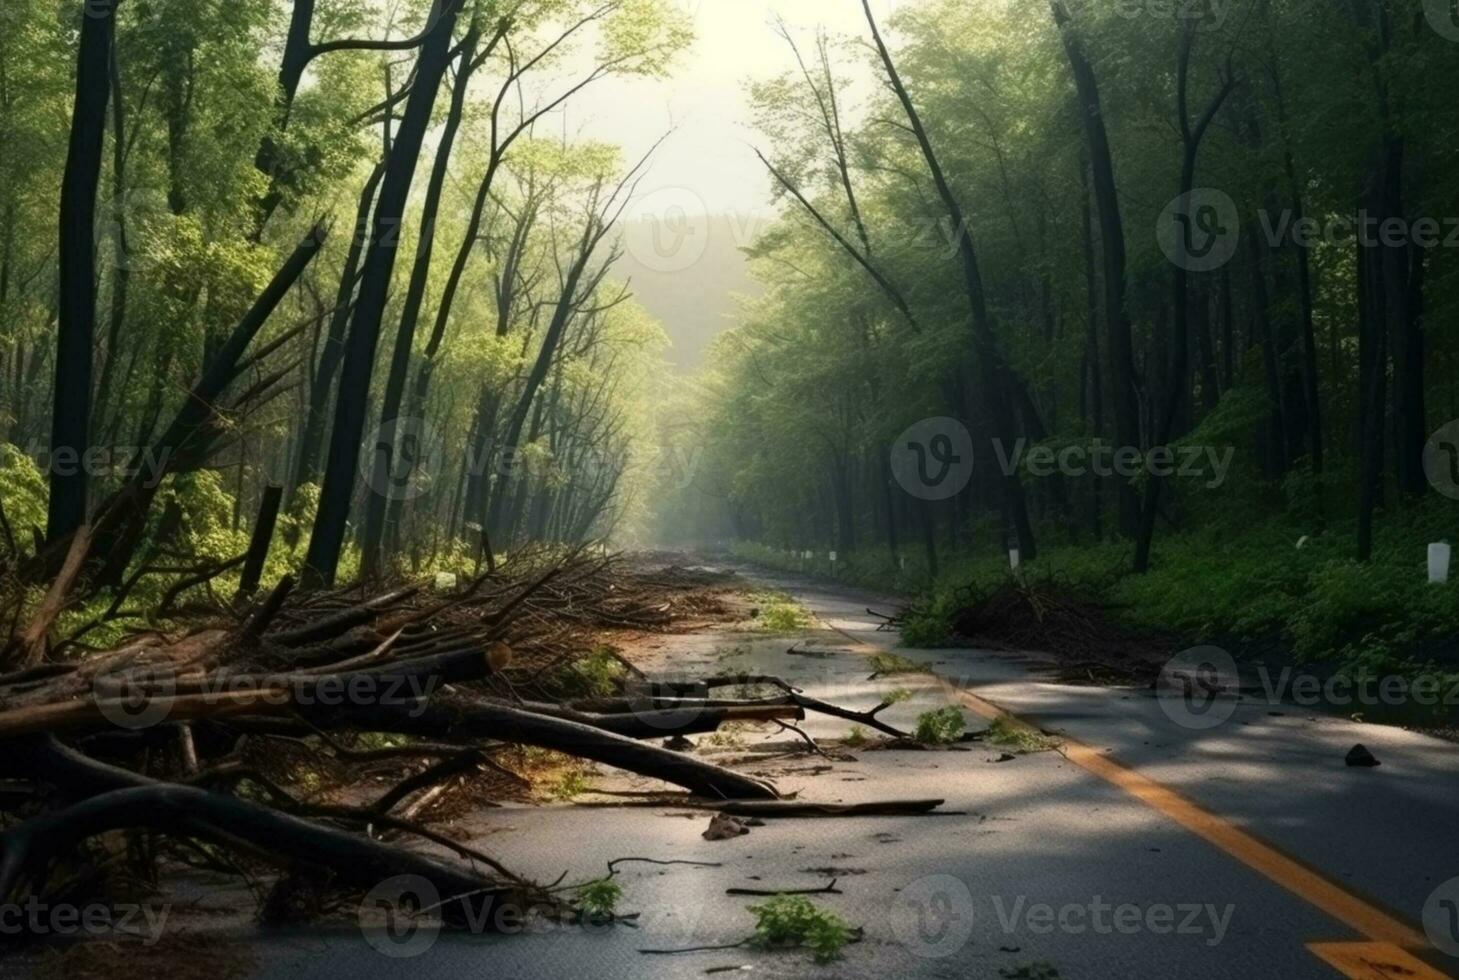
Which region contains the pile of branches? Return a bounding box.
[0,550,786,939]
[941,577,1175,683]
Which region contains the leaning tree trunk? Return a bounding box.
[861,0,1037,560]
[304,0,465,588]
[484,222,603,540]
[360,22,489,576]
[291,163,385,502]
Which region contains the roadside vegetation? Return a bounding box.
[648,0,1459,688]
[732,503,1459,681]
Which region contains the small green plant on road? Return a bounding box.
[551,769,590,799]
[748,895,852,963]
[750,591,811,632]
[913,706,967,744]
[868,652,927,677]
[577,879,623,920]
[985,716,1060,753]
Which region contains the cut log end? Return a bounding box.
[485,641,513,673]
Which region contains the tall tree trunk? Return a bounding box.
[291,163,386,502]
[1381,140,1426,495]
[1132,25,1232,573]
[1249,232,1289,478]
[1219,265,1235,391]
[93,31,130,439]
[862,0,1036,560]
[361,22,485,575]
[1270,68,1324,473]
[1356,236,1387,561]
[1078,150,1105,539]
[253,0,318,230]
[1052,0,1140,538]
[483,205,620,540]
[48,0,118,542]
[303,0,464,588]
[1193,282,1220,414]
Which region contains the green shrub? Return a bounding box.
[752,591,811,632]
[747,895,851,963]
[551,769,589,800]
[985,716,1059,752]
[868,652,925,675]
[577,879,623,919]
[913,706,966,744]
[0,443,47,536]
[549,649,626,700]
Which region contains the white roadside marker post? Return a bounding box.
[1429,542,1451,585]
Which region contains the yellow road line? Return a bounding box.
[816,618,1449,977]
[945,684,1429,951]
[1308,942,1453,979]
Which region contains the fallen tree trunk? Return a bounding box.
[265,585,420,645]
[7,527,94,669]
[298,698,779,800]
[653,676,912,739]
[513,699,803,739]
[0,785,522,926]
[1,549,816,951]
[712,798,949,817]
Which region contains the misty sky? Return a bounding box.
[567,0,901,218]
[557,1,907,368]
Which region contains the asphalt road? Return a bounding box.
[9,562,1456,980]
